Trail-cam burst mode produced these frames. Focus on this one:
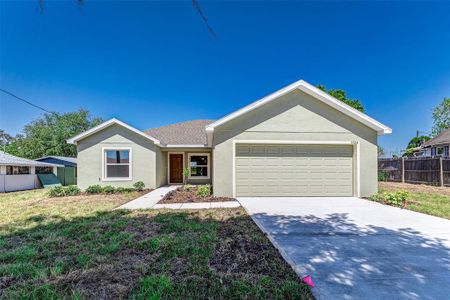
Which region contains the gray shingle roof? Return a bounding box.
[422,128,450,147]
[0,151,62,167]
[145,120,214,145]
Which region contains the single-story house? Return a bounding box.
[0,151,61,192]
[421,129,450,157]
[68,80,391,197]
[35,156,77,185]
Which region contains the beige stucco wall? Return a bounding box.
[77,124,158,190]
[212,89,378,198]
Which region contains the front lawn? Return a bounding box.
[0,189,312,299]
[378,182,450,219]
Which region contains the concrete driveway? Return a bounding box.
[238,197,450,300]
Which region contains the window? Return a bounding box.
[6,166,30,175]
[103,148,131,180]
[437,147,444,156]
[35,167,53,174]
[188,153,210,179]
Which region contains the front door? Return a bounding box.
[169,154,183,184]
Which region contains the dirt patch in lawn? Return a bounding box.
[159,186,235,203]
[379,181,450,196]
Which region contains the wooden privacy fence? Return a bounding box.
[378,157,450,186]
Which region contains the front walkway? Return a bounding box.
[239,197,450,300]
[118,185,240,209]
[118,185,178,209]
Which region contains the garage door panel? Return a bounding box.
[235,144,353,197]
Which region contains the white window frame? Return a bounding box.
[188,153,210,179]
[102,147,132,181]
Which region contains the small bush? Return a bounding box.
[47,185,81,197]
[47,186,65,197]
[183,184,194,192]
[378,171,388,182]
[64,185,81,196]
[116,187,136,193]
[369,191,409,207]
[85,185,103,194]
[196,184,211,197]
[133,181,145,192]
[102,185,116,194]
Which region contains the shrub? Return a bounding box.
[196,184,211,197]
[85,185,103,194]
[64,185,81,196]
[47,185,81,197]
[183,167,190,184]
[116,187,136,193]
[102,185,116,194]
[378,170,388,182]
[183,184,194,192]
[133,181,145,192]
[47,186,65,197]
[370,191,409,207]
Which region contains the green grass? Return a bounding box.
[0,190,313,299]
[379,183,450,219]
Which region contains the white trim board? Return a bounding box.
[231,140,360,198]
[206,79,391,136]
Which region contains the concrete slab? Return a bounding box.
[118,185,178,209]
[152,203,183,209]
[210,201,241,208]
[239,197,450,300]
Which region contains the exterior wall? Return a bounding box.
[77,124,158,190]
[163,148,213,185]
[212,89,378,198]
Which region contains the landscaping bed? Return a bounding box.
[160,185,236,204]
[0,189,313,299]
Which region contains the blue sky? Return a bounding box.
[1,1,449,154]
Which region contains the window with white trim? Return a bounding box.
[104,149,131,179]
[437,147,444,156]
[188,153,209,179]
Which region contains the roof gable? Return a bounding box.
[422,128,450,147]
[145,120,214,145]
[206,79,391,135]
[67,119,161,145]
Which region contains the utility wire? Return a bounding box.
[0,88,53,113]
[192,0,217,38]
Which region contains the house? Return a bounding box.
[35,156,77,185]
[421,128,450,157]
[0,151,61,192]
[68,80,391,197]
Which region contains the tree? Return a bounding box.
[432,97,450,136]
[0,130,15,146]
[406,136,430,149]
[377,146,385,157]
[317,85,365,112]
[5,109,103,159]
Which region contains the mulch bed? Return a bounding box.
[159,186,236,203]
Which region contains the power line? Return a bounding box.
[0,88,53,113]
[192,0,217,38]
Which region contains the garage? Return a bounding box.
[235,143,354,197]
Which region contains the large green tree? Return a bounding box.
[317,85,365,112]
[432,97,450,136]
[406,136,431,149]
[5,109,103,159]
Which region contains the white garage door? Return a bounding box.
[235,144,353,197]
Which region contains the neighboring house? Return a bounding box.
[35,156,77,186]
[68,80,391,197]
[0,151,61,192]
[421,128,450,157]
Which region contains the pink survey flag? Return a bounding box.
[302,275,315,288]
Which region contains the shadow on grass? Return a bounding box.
[251,212,450,299]
[0,209,313,299]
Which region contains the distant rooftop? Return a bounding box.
[36,156,77,164]
[0,151,61,167]
[422,128,450,147]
